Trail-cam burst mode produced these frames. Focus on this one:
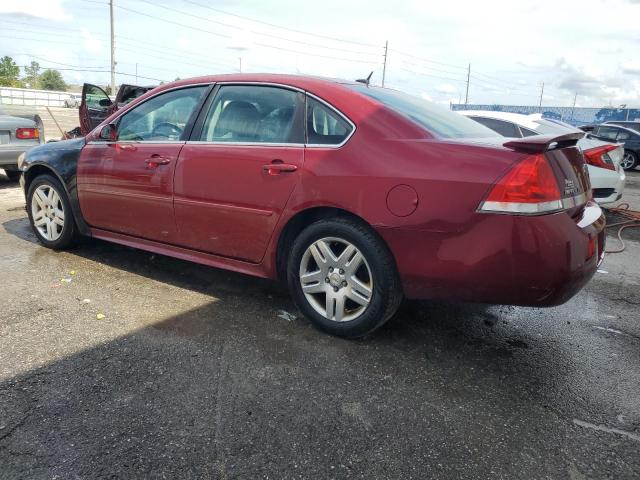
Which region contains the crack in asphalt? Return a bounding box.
[573,419,640,443]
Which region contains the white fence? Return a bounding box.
[0,87,74,107]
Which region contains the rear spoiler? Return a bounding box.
[503,132,584,153]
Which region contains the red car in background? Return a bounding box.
[19,74,605,338]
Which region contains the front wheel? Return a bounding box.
[621,150,638,171]
[287,218,403,338]
[26,174,79,249]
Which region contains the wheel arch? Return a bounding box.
[23,163,92,236]
[275,206,395,282]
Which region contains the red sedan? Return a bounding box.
[19,74,605,338]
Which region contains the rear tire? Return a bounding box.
[621,150,638,171]
[26,174,79,249]
[287,217,403,338]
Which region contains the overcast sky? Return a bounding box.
[1,0,639,107]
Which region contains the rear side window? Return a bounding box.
[595,126,619,140]
[200,85,304,144]
[306,97,353,145]
[346,84,497,139]
[469,117,521,138]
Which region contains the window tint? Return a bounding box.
[117,86,206,141]
[306,97,353,145]
[200,85,303,143]
[520,127,538,137]
[595,126,619,140]
[617,130,633,140]
[469,117,521,137]
[85,84,111,110]
[346,84,497,139]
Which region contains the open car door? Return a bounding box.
[79,83,113,135]
[114,84,154,108]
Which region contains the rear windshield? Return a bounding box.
[346,84,498,139]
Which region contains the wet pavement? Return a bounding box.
[0,171,639,479]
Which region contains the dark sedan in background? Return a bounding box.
[0,106,44,181]
[589,124,640,170]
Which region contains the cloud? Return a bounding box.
[81,28,103,54]
[434,83,457,94]
[0,0,71,20]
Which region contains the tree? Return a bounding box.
[39,69,67,91]
[0,56,21,87]
[23,61,41,89]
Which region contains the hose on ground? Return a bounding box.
[603,203,640,254]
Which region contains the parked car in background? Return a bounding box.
[79,83,154,135]
[459,111,626,204]
[605,121,640,133]
[589,124,640,171]
[0,106,44,181]
[19,74,604,338]
[64,94,81,108]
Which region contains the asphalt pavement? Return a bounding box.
[0,171,639,479]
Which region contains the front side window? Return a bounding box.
[306,97,353,145]
[85,84,111,110]
[347,84,497,139]
[200,85,303,143]
[117,86,207,141]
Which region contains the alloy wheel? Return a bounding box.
[299,237,373,322]
[31,184,65,241]
[621,152,636,170]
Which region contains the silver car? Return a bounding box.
[0,106,44,181]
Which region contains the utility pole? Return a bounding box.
[382,40,388,87]
[570,92,577,123]
[464,63,470,105]
[538,82,544,110]
[135,63,138,85]
[109,0,115,94]
[239,57,242,73]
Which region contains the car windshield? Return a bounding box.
[346,84,498,139]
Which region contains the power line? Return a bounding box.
[114,5,382,65]
[133,0,382,58]
[389,49,467,70]
[179,0,381,48]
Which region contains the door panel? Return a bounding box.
[174,145,303,262]
[78,142,181,242]
[77,85,209,243]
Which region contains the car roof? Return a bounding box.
[457,110,544,130]
[153,73,359,94]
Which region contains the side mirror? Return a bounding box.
[98,98,113,107]
[99,123,117,141]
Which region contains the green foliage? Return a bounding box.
[39,69,68,91]
[0,55,21,87]
[23,61,41,89]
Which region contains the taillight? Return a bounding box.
[479,154,578,215]
[583,145,617,171]
[16,128,39,140]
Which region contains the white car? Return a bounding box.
[458,111,625,205]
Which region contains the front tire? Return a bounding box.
[26,174,78,249]
[287,218,402,338]
[621,150,638,171]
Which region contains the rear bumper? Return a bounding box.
[0,145,34,167]
[590,166,625,205]
[377,201,605,307]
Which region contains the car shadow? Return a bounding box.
[2,214,626,477]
